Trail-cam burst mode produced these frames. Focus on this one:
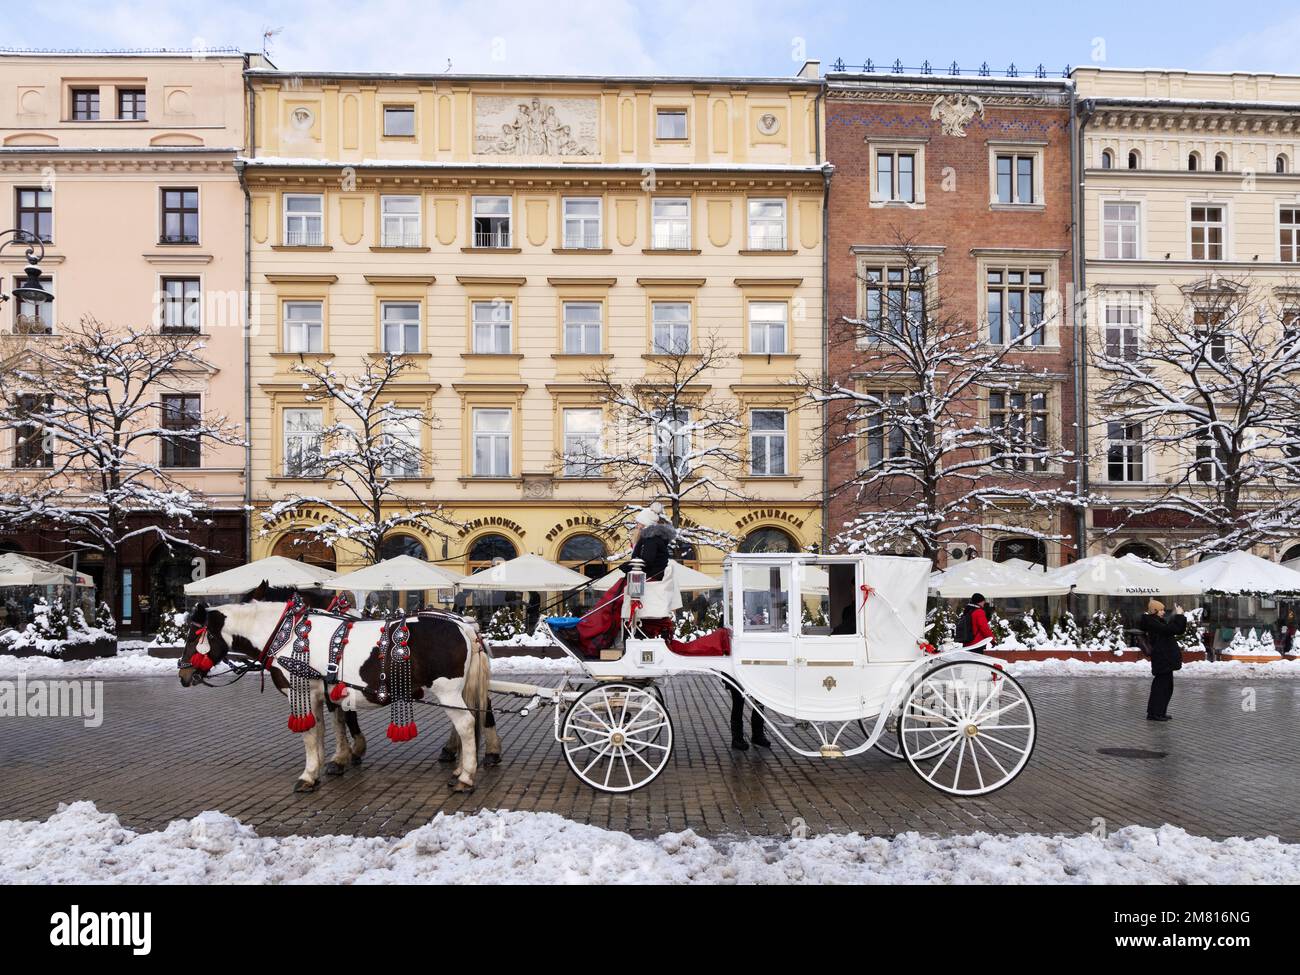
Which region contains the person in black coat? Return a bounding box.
[1139,598,1186,721]
[627,505,673,580]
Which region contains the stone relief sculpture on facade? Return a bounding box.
[475,95,598,156]
[930,93,985,136]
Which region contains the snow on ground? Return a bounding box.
[1000,657,1300,679]
[1,801,1295,885]
[0,645,179,679]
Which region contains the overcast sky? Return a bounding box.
[7,0,1300,77]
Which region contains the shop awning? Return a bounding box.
[930,557,1070,599]
[183,555,338,596]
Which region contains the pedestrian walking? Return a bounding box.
[1139,598,1186,722]
[954,593,994,652]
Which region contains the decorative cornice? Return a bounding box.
[263,273,339,284]
[829,85,1067,110]
[1089,107,1300,134]
[363,274,435,285]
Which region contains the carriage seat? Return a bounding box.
[667,627,732,657]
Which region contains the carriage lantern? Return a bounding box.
[626,559,646,599]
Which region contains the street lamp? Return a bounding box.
[0,228,54,306]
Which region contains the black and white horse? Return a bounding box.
[178,600,502,793]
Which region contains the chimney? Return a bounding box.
[798,59,821,80]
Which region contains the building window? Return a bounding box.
[16,188,52,243]
[467,533,517,575]
[864,391,914,469]
[117,88,146,120]
[986,268,1046,346]
[747,198,787,249]
[651,301,690,354]
[1127,150,1140,170]
[990,390,1048,472]
[651,198,690,249]
[562,301,602,354]
[13,394,52,468]
[1193,308,1229,362]
[382,105,415,137]
[1280,207,1300,262]
[749,410,787,476]
[1196,426,1228,482]
[283,408,323,477]
[13,274,53,334]
[381,414,422,477]
[558,533,608,581]
[1188,152,1200,171]
[283,301,323,353]
[472,408,512,477]
[283,194,323,246]
[876,150,916,202]
[471,300,512,354]
[1104,300,1141,360]
[471,195,511,248]
[160,188,199,244]
[70,87,99,120]
[1277,154,1290,174]
[995,153,1035,204]
[562,197,601,249]
[863,266,924,339]
[1102,201,1140,259]
[1100,149,1114,169]
[381,301,420,354]
[160,277,201,332]
[1214,152,1228,172]
[1190,205,1225,261]
[160,393,201,468]
[655,109,687,140]
[1106,421,1144,482]
[748,301,787,354]
[653,408,690,476]
[562,408,602,477]
[380,195,421,247]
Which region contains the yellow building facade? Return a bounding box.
[244,69,825,581]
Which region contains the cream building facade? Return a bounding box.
[244,69,826,583]
[0,51,252,631]
[1075,68,1300,564]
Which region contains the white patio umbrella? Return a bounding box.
[591,559,721,591]
[1046,554,1201,597]
[930,557,1070,599]
[323,555,464,592]
[1002,557,1046,573]
[1167,550,1300,595]
[183,555,338,597]
[0,553,93,587]
[455,553,590,592]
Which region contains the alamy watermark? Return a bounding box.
[0,675,103,728]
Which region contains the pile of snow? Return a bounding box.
[0,645,176,679]
[2,801,1295,885]
[1001,657,1300,679]
[488,653,581,675]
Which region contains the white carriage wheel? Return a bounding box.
[899,661,1035,797]
[871,713,906,761]
[562,683,674,794]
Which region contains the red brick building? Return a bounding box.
[823,73,1080,568]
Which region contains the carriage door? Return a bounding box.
[793,561,865,721]
[733,561,798,715]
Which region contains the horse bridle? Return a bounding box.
[181,599,301,687]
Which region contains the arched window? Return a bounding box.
[466,533,517,574]
[669,537,699,569]
[992,537,1046,568]
[1100,149,1114,169]
[1127,149,1139,170]
[1277,154,1289,174]
[271,532,337,570]
[1187,151,1200,171]
[739,527,798,554]
[1114,541,1163,564]
[1281,544,1300,563]
[558,533,607,581]
[1214,152,1227,172]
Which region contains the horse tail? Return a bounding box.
[462,627,491,751]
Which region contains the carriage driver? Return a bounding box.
[622,503,682,620]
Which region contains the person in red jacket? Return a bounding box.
[959,593,994,651]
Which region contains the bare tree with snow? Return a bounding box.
[565,331,749,553]
[260,353,457,565]
[1089,276,1300,558]
[0,317,243,616]
[807,238,1081,562]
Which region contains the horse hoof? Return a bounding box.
[483,752,502,766]
[438,748,457,764]
[293,779,318,794]
[350,754,364,767]
[451,781,475,794]
[324,761,345,776]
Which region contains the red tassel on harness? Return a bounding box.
[329,683,348,702]
[287,713,316,733]
[386,721,418,743]
[190,652,214,672]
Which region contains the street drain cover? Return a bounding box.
[1097,747,1167,759]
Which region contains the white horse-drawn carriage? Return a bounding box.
[497,552,1037,796]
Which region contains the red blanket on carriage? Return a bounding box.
[573,577,730,658]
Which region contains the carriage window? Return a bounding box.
[741,564,790,633]
[800,562,858,636]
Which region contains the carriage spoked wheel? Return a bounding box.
[899,661,1036,796]
[562,683,674,793]
[869,713,906,760]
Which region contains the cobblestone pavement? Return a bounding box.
[2,673,1296,841]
